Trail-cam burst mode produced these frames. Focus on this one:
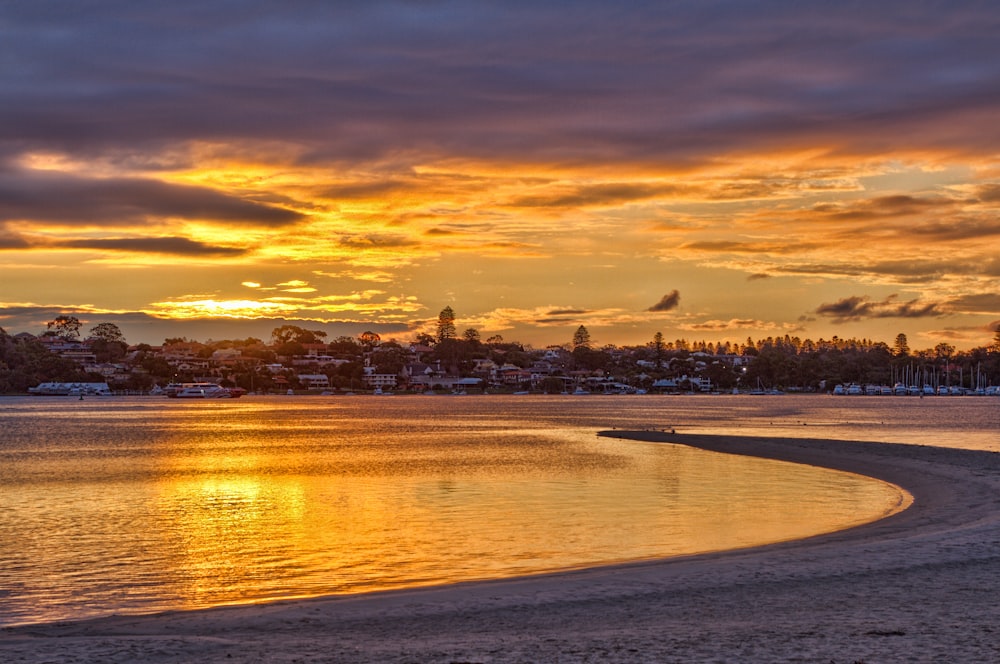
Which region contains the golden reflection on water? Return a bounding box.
[0,397,911,626]
[154,477,305,606]
[143,427,906,614]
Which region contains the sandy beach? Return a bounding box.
[2,431,998,663]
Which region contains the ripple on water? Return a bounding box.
[0,395,944,626]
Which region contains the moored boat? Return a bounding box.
[28,382,112,396]
[168,382,241,398]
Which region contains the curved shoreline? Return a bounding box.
[3,432,999,662]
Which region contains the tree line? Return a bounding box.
[2,310,999,393]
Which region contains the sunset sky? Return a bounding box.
[2,1,999,349]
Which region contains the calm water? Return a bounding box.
[0,394,995,626]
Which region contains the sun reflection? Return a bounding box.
[0,398,921,626]
[155,474,307,606]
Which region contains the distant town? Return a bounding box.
[3,308,1000,396]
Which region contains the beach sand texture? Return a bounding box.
[2,432,998,663]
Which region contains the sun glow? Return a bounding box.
[4,4,1000,352]
[150,299,296,319]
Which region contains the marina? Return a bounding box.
[831,382,1000,396]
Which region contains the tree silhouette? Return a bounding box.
[651,331,666,369]
[892,333,910,356]
[436,306,456,343]
[271,325,326,345]
[89,322,128,362]
[89,322,126,345]
[359,331,381,348]
[45,315,81,341]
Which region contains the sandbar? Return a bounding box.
[2,431,998,662]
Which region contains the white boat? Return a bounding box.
[27,382,71,396]
[172,383,233,398]
[163,382,186,397]
[28,382,112,396]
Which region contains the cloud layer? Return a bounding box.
[648,291,681,313]
[2,1,999,347]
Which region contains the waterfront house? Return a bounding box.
[297,374,330,389]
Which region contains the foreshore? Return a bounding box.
[3,431,998,663]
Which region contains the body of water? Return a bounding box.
[1,394,995,626]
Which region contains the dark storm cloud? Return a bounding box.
[976,184,1000,202]
[423,220,504,238]
[688,319,759,331]
[57,237,247,256]
[906,219,1000,242]
[320,180,414,201]
[983,257,1000,278]
[776,255,1000,282]
[0,171,304,226]
[336,234,419,249]
[0,227,30,249]
[0,305,88,325]
[814,295,943,323]
[814,296,877,321]
[509,183,679,208]
[812,195,959,223]
[2,1,999,169]
[682,241,824,254]
[0,229,246,256]
[647,290,680,312]
[530,308,592,325]
[945,293,1000,314]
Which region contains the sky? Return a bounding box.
[2,1,999,350]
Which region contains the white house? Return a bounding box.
[363,367,398,389]
[297,374,330,389]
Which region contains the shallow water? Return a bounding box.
[1,393,993,626]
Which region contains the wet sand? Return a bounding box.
[2,431,998,663]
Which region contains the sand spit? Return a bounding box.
[2,432,999,663]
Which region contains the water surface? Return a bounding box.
[4,394,988,626]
